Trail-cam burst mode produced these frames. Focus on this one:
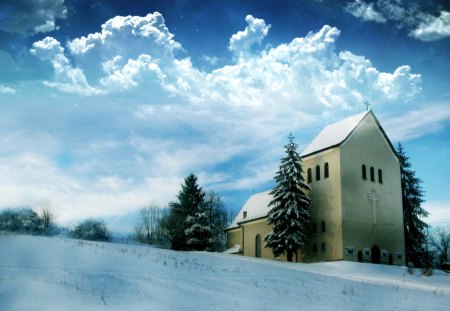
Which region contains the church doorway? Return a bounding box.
[371,245,381,264]
[255,234,261,258]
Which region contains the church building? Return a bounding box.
[226,110,405,265]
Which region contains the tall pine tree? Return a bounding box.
[185,201,213,251]
[167,174,205,250]
[265,134,311,262]
[397,143,429,267]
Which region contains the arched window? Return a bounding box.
[321,242,326,252]
[321,220,326,233]
[324,162,329,178]
[362,165,367,180]
[370,167,375,182]
[313,243,317,253]
[255,234,261,258]
[312,222,317,235]
[307,168,312,183]
[378,169,383,184]
[316,165,320,181]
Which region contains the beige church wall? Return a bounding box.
[340,113,405,265]
[226,227,242,250]
[301,148,344,262]
[241,219,274,259]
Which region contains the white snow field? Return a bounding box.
[1,234,449,311]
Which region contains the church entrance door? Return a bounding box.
[255,234,261,258]
[371,245,381,264]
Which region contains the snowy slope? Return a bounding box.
[0,234,449,311]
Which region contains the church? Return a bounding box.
[226,110,405,265]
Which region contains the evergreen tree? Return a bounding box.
[185,201,213,251]
[397,143,429,267]
[167,174,205,250]
[265,134,311,262]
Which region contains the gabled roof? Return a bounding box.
[301,110,370,157]
[227,191,272,230]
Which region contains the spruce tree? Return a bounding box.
[397,143,429,267]
[185,202,213,251]
[265,134,311,262]
[167,173,205,250]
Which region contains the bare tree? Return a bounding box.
[39,200,56,234]
[429,227,450,266]
[135,204,167,244]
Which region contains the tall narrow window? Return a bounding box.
[362,165,367,180]
[307,168,312,183]
[255,234,261,258]
[313,243,318,253]
[321,220,326,233]
[321,242,326,252]
[316,165,320,181]
[378,169,383,184]
[324,162,329,178]
[370,167,375,182]
[312,222,317,235]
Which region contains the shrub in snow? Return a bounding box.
[0,208,44,234]
[72,219,110,242]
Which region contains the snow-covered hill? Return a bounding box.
[0,234,448,310]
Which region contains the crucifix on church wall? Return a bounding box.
[367,189,380,224]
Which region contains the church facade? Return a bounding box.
[226,110,405,265]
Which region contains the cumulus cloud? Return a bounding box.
[344,0,387,23]
[30,37,100,95]
[0,85,16,94]
[229,15,271,58]
[344,0,450,41]
[0,0,66,34]
[410,11,450,41]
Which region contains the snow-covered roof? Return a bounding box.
[223,244,241,254]
[227,191,273,229]
[301,110,370,157]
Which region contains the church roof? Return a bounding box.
[301,110,370,157]
[227,190,273,229]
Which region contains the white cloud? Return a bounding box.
[0,85,16,95]
[423,201,450,226]
[344,0,387,23]
[410,11,450,41]
[345,1,450,41]
[383,104,450,141]
[229,15,271,58]
[0,0,66,34]
[30,37,100,96]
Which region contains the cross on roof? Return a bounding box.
[364,100,370,111]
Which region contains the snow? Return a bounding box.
[1,234,449,310]
[301,110,370,157]
[228,191,272,229]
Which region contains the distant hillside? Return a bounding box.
[0,234,448,310]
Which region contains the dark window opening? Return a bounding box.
[316,165,320,181]
[378,169,383,184]
[370,167,375,182]
[362,165,367,180]
[321,220,326,233]
[324,162,329,178]
[307,168,312,183]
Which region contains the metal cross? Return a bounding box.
[364,100,370,111]
[368,189,380,224]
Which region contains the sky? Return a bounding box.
[0,0,449,231]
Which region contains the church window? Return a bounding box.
[395,252,403,260]
[316,165,320,181]
[362,165,367,180]
[321,220,326,233]
[312,222,317,235]
[321,242,326,252]
[378,169,383,184]
[370,167,375,182]
[307,168,312,183]
[381,250,388,259]
[324,162,329,178]
[363,248,371,257]
[345,246,355,256]
[313,244,317,253]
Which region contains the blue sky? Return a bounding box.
[0,0,449,230]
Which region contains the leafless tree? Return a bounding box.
[39,200,56,233]
[135,204,168,243]
[429,227,450,265]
